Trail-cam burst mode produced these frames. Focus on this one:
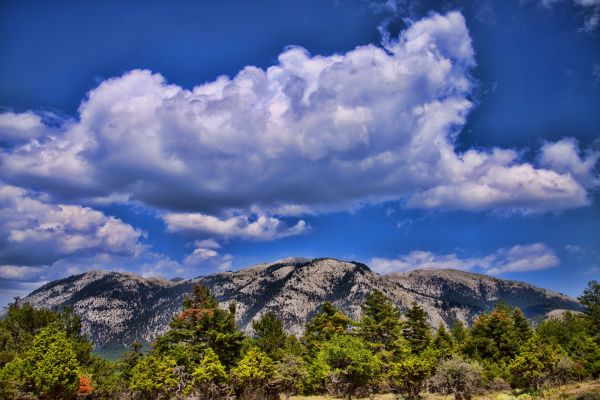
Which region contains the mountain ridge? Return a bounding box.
[21,258,581,352]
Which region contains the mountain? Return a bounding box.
[21,258,581,352]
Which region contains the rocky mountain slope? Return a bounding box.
[22,258,581,351]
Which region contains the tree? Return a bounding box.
[192,348,227,399]
[357,290,408,363]
[463,308,518,364]
[129,354,178,399]
[388,351,436,400]
[253,311,287,360]
[512,307,533,345]
[230,346,278,400]
[403,302,432,354]
[432,323,455,358]
[450,320,468,346]
[433,356,483,400]
[579,280,600,337]
[316,334,382,400]
[508,335,559,390]
[1,325,81,399]
[302,302,353,358]
[275,353,309,400]
[154,283,244,369]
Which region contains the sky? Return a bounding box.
[0,0,599,306]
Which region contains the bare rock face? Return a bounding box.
[22,258,581,351]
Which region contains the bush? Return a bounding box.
[433,356,484,400]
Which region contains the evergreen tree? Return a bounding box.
[252,311,287,360]
[154,283,244,370]
[579,280,600,337]
[315,334,382,400]
[275,353,309,400]
[192,348,227,399]
[230,346,278,399]
[463,307,518,364]
[388,351,436,400]
[450,320,468,346]
[1,325,81,399]
[302,302,353,358]
[508,334,559,390]
[403,302,432,354]
[129,354,179,399]
[357,290,408,363]
[432,323,455,358]
[512,307,533,345]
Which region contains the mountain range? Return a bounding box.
[21,257,581,353]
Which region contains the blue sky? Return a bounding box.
[0,0,599,306]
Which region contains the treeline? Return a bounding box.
[1,281,599,400]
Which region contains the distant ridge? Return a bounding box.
[22,258,581,352]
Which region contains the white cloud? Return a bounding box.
[183,244,233,273]
[163,212,308,241]
[0,112,50,144]
[0,12,597,219]
[0,182,145,267]
[369,243,559,275]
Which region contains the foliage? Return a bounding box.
[579,280,600,338]
[154,283,244,371]
[192,347,227,399]
[276,353,309,399]
[230,346,278,399]
[302,301,353,358]
[315,334,382,399]
[403,302,432,354]
[1,325,81,399]
[388,350,436,400]
[129,353,179,399]
[432,323,455,358]
[252,311,288,360]
[357,290,409,363]
[432,355,483,400]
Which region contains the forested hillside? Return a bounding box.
[1,280,599,399]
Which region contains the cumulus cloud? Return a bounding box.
[0,12,596,218]
[0,112,51,145]
[369,243,559,275]
[163,212,308,241]
[0,182,145,267]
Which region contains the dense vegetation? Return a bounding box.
[1,280,599,400]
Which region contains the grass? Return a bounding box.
[286,380,600,400]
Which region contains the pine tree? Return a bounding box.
[579,280,600,337]
[450,320,468,346]
[512,307,533,345]
[129,354,179,399]
[231,347,278,399]
[357,290,409,363]
[315,334,382,400]
[432,323,455,358]
[192,348,227,399]
[1,325,81,399]
[302,302,353,358]
[388,351,436,400]
[154,283,244,369]
[403,302,432,354]
[253,311,287,360]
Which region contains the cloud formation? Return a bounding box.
[0,12,597,219]
[0,182,144,267]
[163,212,307,240]
[369,243,560,275]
